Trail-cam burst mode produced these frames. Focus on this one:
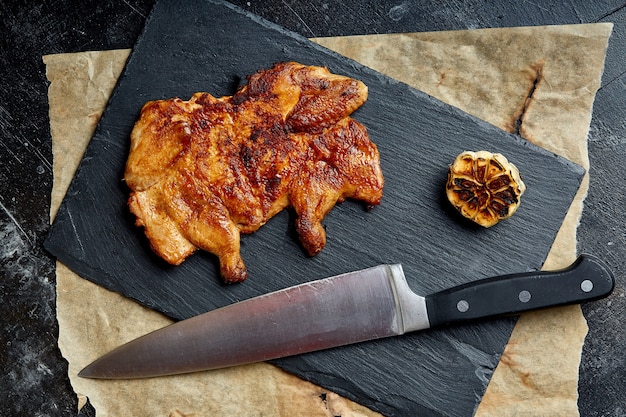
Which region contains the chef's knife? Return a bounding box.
[79,254,613,379]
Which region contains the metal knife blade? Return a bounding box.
[79,254,614,379]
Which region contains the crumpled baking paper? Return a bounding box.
[45,23,612,417]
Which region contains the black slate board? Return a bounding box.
[44,1,585,416]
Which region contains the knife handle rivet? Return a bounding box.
[581,279,594,293]
[457,300,470,313]
[518,290,531,303]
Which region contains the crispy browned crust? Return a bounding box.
[125,62,383,283]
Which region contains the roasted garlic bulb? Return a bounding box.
[446,150,526,227]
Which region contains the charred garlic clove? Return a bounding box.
[446,150,526,227]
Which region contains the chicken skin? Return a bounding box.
[125,62,383,283]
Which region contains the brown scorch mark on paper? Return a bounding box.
[509,61,545,137]
[498,341,536,390]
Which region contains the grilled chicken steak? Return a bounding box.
[125,62,384,283]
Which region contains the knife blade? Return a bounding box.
[79,254,614,379]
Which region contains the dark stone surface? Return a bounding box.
[1,1,624,416]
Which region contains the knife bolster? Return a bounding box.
[386,264,431,333]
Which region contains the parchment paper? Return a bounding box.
[46,23,611,417]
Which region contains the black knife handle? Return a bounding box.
[425,254,614,328]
